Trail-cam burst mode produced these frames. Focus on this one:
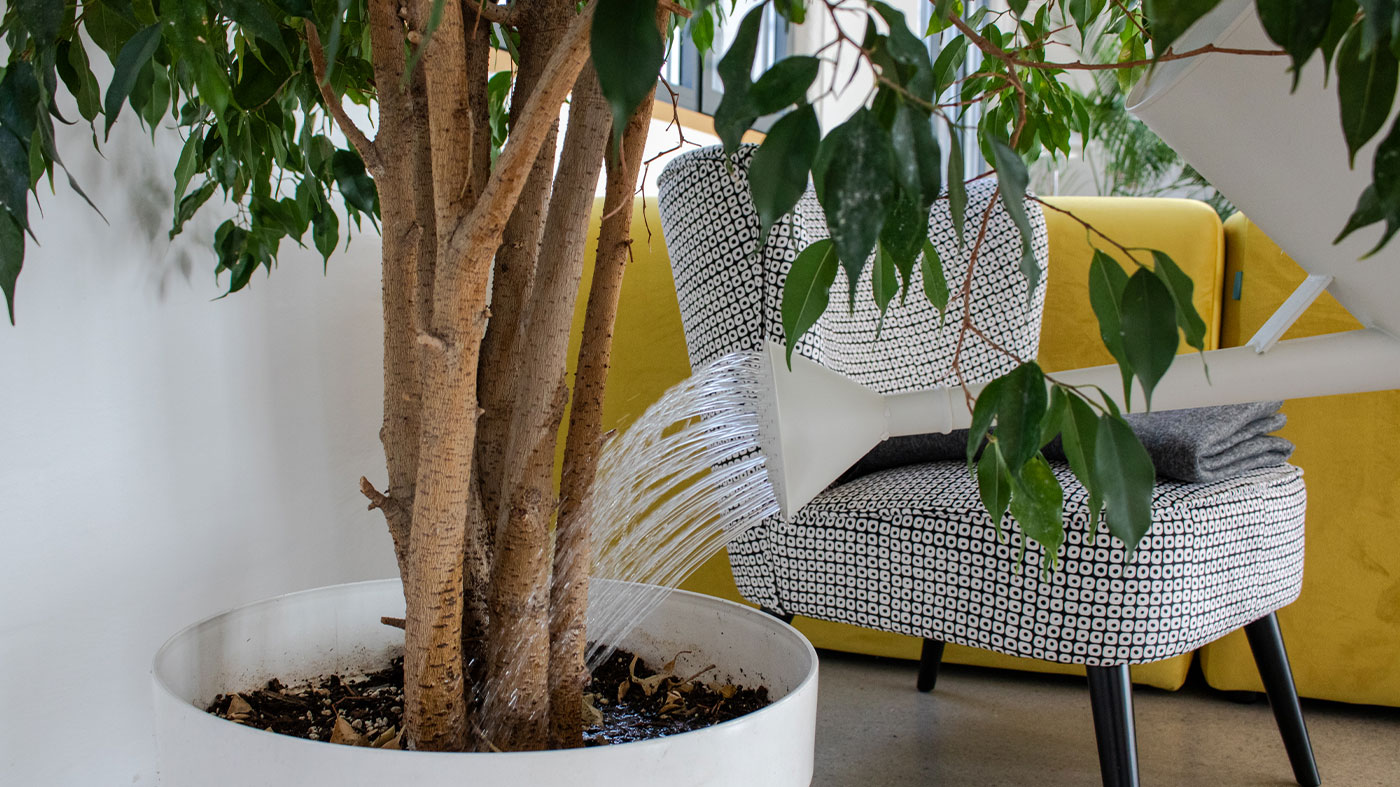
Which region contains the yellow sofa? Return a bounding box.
[567,196,1394,703]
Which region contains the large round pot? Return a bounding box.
[152,579,818,786]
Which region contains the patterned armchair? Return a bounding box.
[657,144,1320,787]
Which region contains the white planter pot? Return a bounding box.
[152,579,818,786]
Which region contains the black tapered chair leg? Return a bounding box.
[1086,665,1141,787]
[759,606,794,624]
[917,638,945,692]
[1244,613,1322,786]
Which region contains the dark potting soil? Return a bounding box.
[205,649,770,749]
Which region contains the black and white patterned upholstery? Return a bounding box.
[656,144,1307,667]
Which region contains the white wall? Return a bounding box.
[0,114,397,783]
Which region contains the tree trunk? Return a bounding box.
[548,65,662,748]
[483,64,612,752]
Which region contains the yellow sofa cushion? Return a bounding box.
[574,195,1227,692]
[1199,214,1400,707]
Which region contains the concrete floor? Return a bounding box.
[812,651,1400,786]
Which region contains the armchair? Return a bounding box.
[657,144,1319,787]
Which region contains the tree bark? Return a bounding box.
[405,0,596,751]
[548,59,662,748]
[483,63,612,752]
[475,0,574,530]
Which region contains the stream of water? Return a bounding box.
[584,351,780,668]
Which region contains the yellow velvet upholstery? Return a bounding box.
[1198,214,1400,707]
[569,195,1228,692]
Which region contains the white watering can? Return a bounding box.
[758,0,1400,520]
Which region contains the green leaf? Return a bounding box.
[1356,0,1399,53]
[1119,268,1179,410]
[1059,391,1101,535]
[1087,250,1133,406]
[932,37,966,97]
[16,0,65,47]
[1337,22,1399,166]
[977,442,1012,532]
[1142,0,1224,55]
[712,5,765,155]
[1009,454,1066,566]
[232,52,292,110]
[780,239,839,367]
[313,205,339,264]
[593,0,665,153]
[689,6,715,55]
[946,120,966,248]
[0,62,41,145]
[991,361,1048,470]
[749,103,819,244]
[1094,414,1156,556]
[968,374,1004,465]
[221,0,294,65]
[989,137,1040,301]
[812,109,897,303]
[1257,0,1336,86]
[0,210,22,324]
[920,238,949,314]
[1340,112,1400,253]
[872,243,899,336]
[1320,2,1358,76]
[172,130,202,209]
[1068,0,1105,39]
[56,40,103,123]
[1007,0,1030,16]
[170,181,215,239]
[1041,385,1067,449]
[0,132,30,234]
[1149,250,1207,353]
[331,149,377,214]
[879,192,926,266]
[749,56,820,115]
[103,24,163,139]
[269,0,314,16]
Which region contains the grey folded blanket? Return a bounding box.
[840,401,1294,484]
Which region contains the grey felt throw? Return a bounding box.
[840,401,1294,484]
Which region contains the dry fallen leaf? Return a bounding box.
[371,727,399,748]
[616,679,631,703]
[330,714,369,747]
[581,694,605,727]
[227,694,253,718]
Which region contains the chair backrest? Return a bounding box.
[657,144,1048,394]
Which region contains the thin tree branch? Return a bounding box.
[1029,195,1148,267]
[464,0,520,27]
[306,22,382,173]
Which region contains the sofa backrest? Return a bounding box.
[657,144,1049,394]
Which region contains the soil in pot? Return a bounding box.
[205,648,770,749]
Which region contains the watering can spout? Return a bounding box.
[755,342,966,519]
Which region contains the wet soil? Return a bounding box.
[206,648,770,749]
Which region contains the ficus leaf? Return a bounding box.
[16,0,64,48]
[1059,391,1101,536]
[1142,0,1224,56]
[1336,22,1399,166]
[1150,250,1207,354]
[712,4,765,156]
[1256,0,1335,86]
[313,205,339,264]
[977,441,1012,533]
[749,56,820,116]
[1087,250,1133,406]
[0,132,30,234]
[812,109,897,304]
[920,238,950,315]
[872,243,899,337]
[103,22,162,137]
[0,210,22,324]
[749,103,819,244]
[1041,385,1067,449]
[991,361,1049,470]
[222,0,294,66]
[780,239,839,368]
[330,149,377,215]
[968,374,1005,466]
[989,137,1039,300]
[1119,268,1179,410]
[1320,1,1358,77]
[593,0,666,155]
[1009,454,1066,567]
[946,119,967,248]
[1093,414,1156,557]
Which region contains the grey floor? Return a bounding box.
[813,651,1400,786]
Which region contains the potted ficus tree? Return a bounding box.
[1,0,1392,782]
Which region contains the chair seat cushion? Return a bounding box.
[728,461,1306,666]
